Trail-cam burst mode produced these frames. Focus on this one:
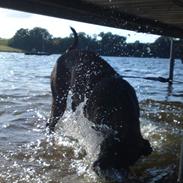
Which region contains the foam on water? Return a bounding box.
[52,92,129,182]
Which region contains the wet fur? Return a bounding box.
[47,27,152,172]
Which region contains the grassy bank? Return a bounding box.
[0,38,22,53]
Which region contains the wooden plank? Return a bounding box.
[0,0,183,38]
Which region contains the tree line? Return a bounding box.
[8,27,183,58]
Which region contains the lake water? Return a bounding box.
[0,52,183,183]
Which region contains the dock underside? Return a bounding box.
[0,0,183,38]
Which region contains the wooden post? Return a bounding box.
[178,138,183,183]
[168,39,175,85]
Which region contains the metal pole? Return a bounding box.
[168,39,175,85]
[178,138,183,183]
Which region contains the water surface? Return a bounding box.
[0,52,183,182]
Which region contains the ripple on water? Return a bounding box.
[140,99,183,128]
[0,135,99,183]
[0,54,183,182]
[130,99,183,182]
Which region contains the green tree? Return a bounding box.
[98,32,126,56]
[151,37,171,58]
[28,27,52,51]
[9,28,30,50]
[10,26,183,58]
[9,27,52,52]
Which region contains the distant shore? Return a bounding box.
[0,39,22,53]
[0,46,22,52]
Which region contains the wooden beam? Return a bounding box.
[0,0,183,38]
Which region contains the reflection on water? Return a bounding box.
[0,52,183,182]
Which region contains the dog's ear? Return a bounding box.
[66,27,78,52]
[70,27,77,36]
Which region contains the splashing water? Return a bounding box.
[0,53,183,182]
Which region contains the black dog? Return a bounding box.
[47,27,152,177]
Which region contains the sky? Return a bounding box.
[0,7,160,43]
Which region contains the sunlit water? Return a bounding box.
[0,52,183,183]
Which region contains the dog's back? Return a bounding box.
[69,50,118,111]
